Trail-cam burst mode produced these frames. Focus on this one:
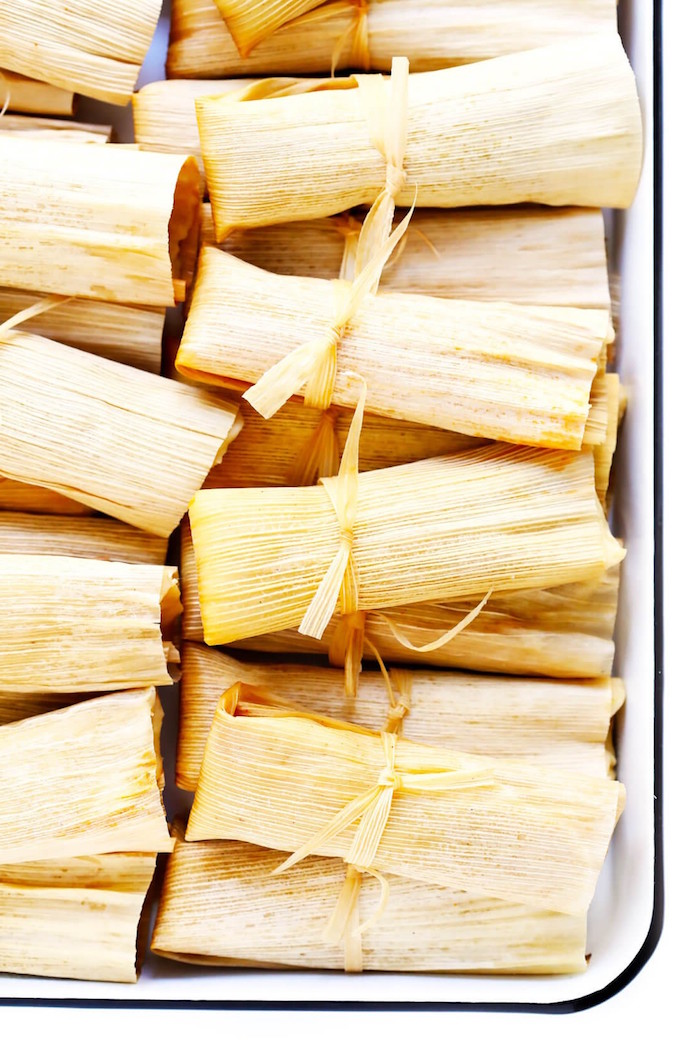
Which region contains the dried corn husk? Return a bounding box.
[197,35,641,235]
[168,0,617,78]
[0,70,74,115]
[0,691,95,727]
[595,373,623,506]
[0,689,173,864]
[152,835,587,973]
[0,137,201,306]
[214,0,324,55]
[0,290,164,372]
[202,203,612,310]
[0,512,168,565]
[0,2,162,105]
[0,477,91,516]
[0,114,111,143]
[178,248,609,449]
[0,852,156,982]
[0,331,241,536]
[0,556,180,693]
[176,643,622,790]
[180,521,619,679]
[188,690,625,914]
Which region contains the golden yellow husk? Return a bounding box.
[0,511,168,565]
[0,70,74,115]
[0,2,162,105]
[215,0,324,55]
[0,689,173,864]
[0,852,157,982]
[0,330,241,536]
[0,556,180,693]
[0,114,111,143]
[0,137,201,306]
[595,373,623,506]
[0,476,91,516]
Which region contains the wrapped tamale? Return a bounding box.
[0,70,74,115]
[197,36,642,234]
[0,476,91,516]
[0,2,161,104]
[0,512,168,565]
[0,689,173,864]
[0,138,201,306]
[0,852,157,983]
[152,835,587,974]
[168,0,617,78]
[188,688,625,915]
[176,643,622,790]
[0,556,180,693]
[177,247,610,448]
[0,331,241,536]
[181,521,619,679]
[0,115,111,143]
[202,203,612,310]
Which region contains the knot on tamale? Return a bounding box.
[287,407,341,486]
[329,0,371,75]
[385,668,413,734]
[385,161,407,200]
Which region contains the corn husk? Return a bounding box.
[178,247,610,449]
[188,690,625,915]
[0,476,91,516]
[0,691,96,727]
[152,835,587,974]
[0,331,241,536]
[0,689,173,864]
[0,137,201,306]
[0,114,111,143]
[595,373,623,507]
[0,556,180,694]
[202,203,612,310]
[176,643,622,790]
[197,35,641,235]
[0,290,164,372]
[0,70,74,115]
[180,521,619,679]
[0,2,162,105]
[0,512,168,565]
[0,852,156,983]
[168,0,617,78]
[215,0,323,55]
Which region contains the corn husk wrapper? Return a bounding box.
[595,373,623,507]
[0,2,162,105]
[0,476,91,516]
[188,691,625,915]
[0,691,96,728]
[0,70,74,115]
[0,290,164,372]
[0,689,173,864]
[214,0,323,55]
[176,643,622,791]
[168,0,617,78]
[0,137,201,306]
[178,248,609,449]
[198,36,641,234]
[0,512,168,565]
[152,835,587,974]
[0,114,111,143]
[0,331,241,536]
[0,852,156,983]
[203,202,612,310]
[0,555,180,694]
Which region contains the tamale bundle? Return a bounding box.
[188,689,625,915]
[176,643,622,790]
[0,512,168,565]
[0,852,156,982]
[0,555,180,693]
[0,70,74,115]
[0,331,241,536]
[0,476,91,516]
[0,689,173,864]
[168,0,617,78]
[152,835,587,974]
[0,115,111,143]
[0,2,161,105]
[0,138,201,306]
[203,203,612,310]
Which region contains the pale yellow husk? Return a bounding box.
[0,2,162,105]
[152,836,587,974]
[0,512,168,565]
[168,0,617,78]
[0,70,74,115]
[0,852,157,982]
[0,331,241,536]
[0,556,180,693]
[215,0,323,55]
[187,693,625,915]
[0,137,201,306]
[0,691,95,727]
[0,477,91,516]
[0,689,173,864]
[178,247,609,449]
[0,114,111,143]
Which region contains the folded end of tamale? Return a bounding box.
[169,156,202,303]
[161,567,183,682]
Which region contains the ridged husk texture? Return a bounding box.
[1,69,74,115]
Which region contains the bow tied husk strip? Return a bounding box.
[323,862,390,972]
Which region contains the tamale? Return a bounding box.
[0,331,241,536]
[214,0,324,55]
[0,138,201,306]
[0,512,168,565]
[203,203,612,310]
[595,373,623,506]
[0,689,173,864]
[187,690,625,915]
[0,2,162,105]
[0,70,74,115]
[197,36,642,234]
[152,836,587,974]
[177,247,610,449]
[0,852,156,983]
[0,290,164,372]
[168,0,617,78]
[0,476,91,516]
[0,114,111,143]
[176,643,623,790]
[0,691,94,727]
[180,521,619,679]
[0,556,180,693]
